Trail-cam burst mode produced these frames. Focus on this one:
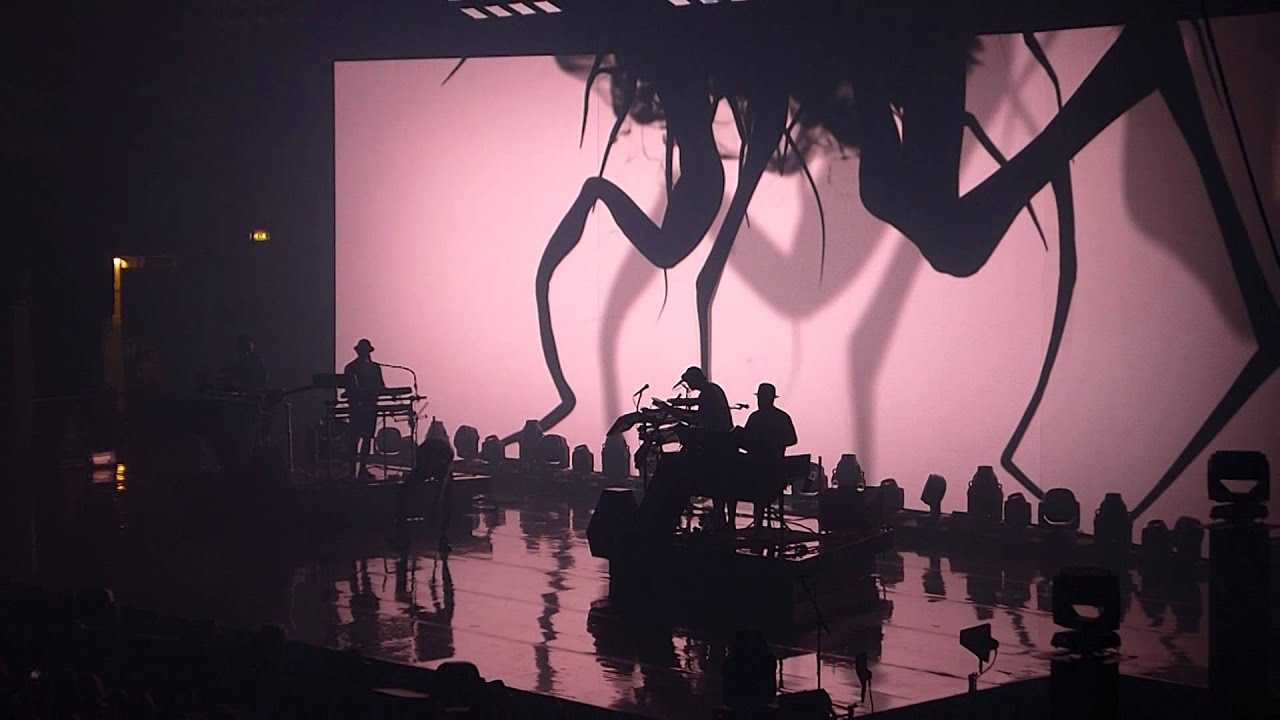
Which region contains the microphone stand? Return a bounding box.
[798,577,831,690]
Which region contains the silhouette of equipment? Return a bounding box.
[967,465,1003,524]
[1039,488,1080,530]
[480,434,504,464]
[571,444,594,473]
[921,473,947,520]
[587,487,638,560]
[1049,567,1122,720]
[594,402,891,622]
[960,622,999,693]
[454,425,480,459]
[1206,450,1269,718]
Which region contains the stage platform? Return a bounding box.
[0,464,1223,719]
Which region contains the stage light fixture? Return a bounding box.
[967,465,1003,523]
[1038,488,1080,530]
[879,478,904,516]
[1140,519,1172,560]
[921,474,946,519]
[1050,567,1121,653]
[540,434,569,466]
[460,6,487,18]
[454,425,480,458]
[1004,492,1031,527]
[250,229,270,242]
[508,1,535,13]
[602,434,631,483]
[1171,516,1203,561]
[833,454,865,488]
[480,434,504,463]
[1207,449,1269,504]
[960,623,999,664]
[1093,493,1131,549]
[571,444,594,473]
[532,1,560,12]
[518,419,544,462]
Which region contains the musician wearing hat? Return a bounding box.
[665,366,733,433]
[740,383,796,457]
[657,366,737,527]
[344,338,386,480]
[734,382,797,529]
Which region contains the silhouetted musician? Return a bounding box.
[343,338,385,480]
[648,366,738,530]
[733,382,797,529]
[666,366,733,435]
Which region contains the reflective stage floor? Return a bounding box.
[2,470,1214,718]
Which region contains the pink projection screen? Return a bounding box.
[336,19,1280,530]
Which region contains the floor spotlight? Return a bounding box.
[1050,567,1121,653]
[960,622,999,663]
[1207,449,1269,505]
[959,623,999,692]
[1049,567,1122,718]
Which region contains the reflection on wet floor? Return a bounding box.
[4,475,1209,719]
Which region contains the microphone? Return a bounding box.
[731,403,748,410]
[672,379,685,390]
[632,383,649,398]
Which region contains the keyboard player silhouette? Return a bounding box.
[343,338,385,480]
[649,366,737,530]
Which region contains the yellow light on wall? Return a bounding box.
[250,229,271,242]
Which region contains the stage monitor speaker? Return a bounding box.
[587,487,639,560]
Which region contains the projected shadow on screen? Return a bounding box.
[519,13,1278,521]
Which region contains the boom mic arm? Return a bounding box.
[375,361,419,398]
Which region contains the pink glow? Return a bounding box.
[336,20,1280,531]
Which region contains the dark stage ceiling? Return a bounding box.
[171,0,1280,59]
